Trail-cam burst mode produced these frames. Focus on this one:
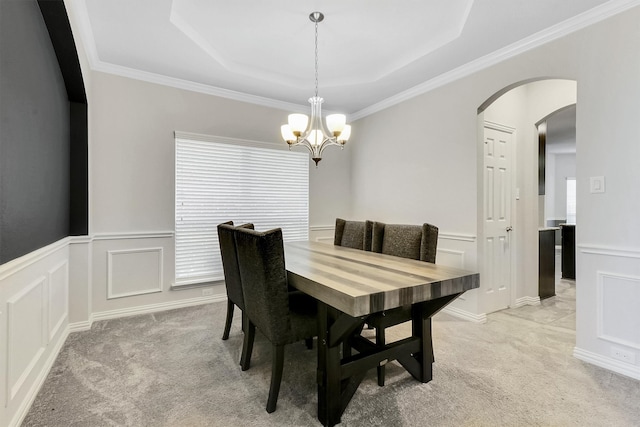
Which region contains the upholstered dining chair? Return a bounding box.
[334,218,373,251]
[234,226,318,413]
[217,221,254,342]
[371,222,438,262]
[368,221,439,386]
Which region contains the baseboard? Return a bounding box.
[67,295,225,332]
[441,306,487,323]
[91,294,226,323]
[67,319,93,333]
[8,327,70,427]
[573,347,640,381]
[514,296,541,307]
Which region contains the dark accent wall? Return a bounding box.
[0,0,87,264]
[38,0,89,237]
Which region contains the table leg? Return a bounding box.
[317,302,342,427]
[317,294,461,425]
[412,303,434,382]
[398,293,462,383]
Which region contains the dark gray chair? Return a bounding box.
[217,221,254,342]
[234,226,318,413]
[371,222,438,262]
[368,221,439,386]
[218,221,253,340]
[334,218,373,250]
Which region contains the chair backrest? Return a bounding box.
[371,222,438,262]
[217,221,254,310]
[234,227,292,345]
[334,218,373,251]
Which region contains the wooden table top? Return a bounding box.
[284,241,480,318]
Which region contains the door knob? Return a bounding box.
[506,226,513,232]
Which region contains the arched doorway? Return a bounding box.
[476,79,577,316]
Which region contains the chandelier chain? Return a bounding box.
[314,18,319,98]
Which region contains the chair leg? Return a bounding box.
[222,300,235,340]
[240,321,256,370]
[241,311,248,333]
[376,326,386,386]
[266,344,285,413]
[304,337,313,349]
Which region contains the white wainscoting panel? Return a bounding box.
[310,225,335,244]
[0,238,71,427]
[436,248,465,269]
[574,244,640,381]
[6,277,47,403]
[597,271,640,349]
[107,248,164,299]
[48,261,69,341]
[436,248,468,301]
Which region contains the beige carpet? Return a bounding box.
[22,281,640,426]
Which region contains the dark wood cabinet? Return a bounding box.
[539,228,556,299]
[561,224,576,280]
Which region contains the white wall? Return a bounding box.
[350,7,640,378]
[86,71,352,318]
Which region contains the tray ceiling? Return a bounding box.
[77,0,630,117]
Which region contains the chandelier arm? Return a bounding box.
[318,137,341,157]
[291,139,313,155]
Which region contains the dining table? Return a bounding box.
[284,240,480,427]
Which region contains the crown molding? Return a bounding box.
[68,0,640,121]
[67,0,308,114]
[350,0,640,120]
[93,61,310,113]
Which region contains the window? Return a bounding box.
[566,177,576,224]
[175,134,309,286]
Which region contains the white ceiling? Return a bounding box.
[76,0,633,118]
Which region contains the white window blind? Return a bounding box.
[175,136,309,286]
[566,177,576,224]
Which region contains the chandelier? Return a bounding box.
[280,12,351,166]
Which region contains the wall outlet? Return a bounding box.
[611,347,637,364]
[202,288,214,297]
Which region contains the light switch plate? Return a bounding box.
[590,176,605,193]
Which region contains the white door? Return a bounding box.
[483,122,513,313]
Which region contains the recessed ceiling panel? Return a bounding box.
[169,0,474,88]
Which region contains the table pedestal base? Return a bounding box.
[316,293,462,426]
